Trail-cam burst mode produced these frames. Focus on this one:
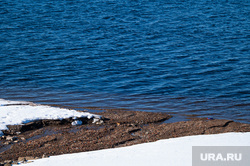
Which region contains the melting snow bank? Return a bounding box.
[21,132,250,166]
[0,99,102,136]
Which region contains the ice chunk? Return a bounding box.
[71,120,82,126]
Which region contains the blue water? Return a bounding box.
[0,0,249,123]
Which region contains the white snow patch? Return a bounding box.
[0,99,101,135]
[0,99,31,105]
[21,132,250,166]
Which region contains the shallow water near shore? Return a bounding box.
[0,0,249,123]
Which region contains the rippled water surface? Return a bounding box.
[0,0,249,123]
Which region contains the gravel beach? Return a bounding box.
[1,109,249,165]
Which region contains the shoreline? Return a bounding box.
[1,108,250,165]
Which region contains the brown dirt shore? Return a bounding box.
[0,109,250,165]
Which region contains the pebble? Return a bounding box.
[1,160,12,166]
[3,142,10,145]
[6,136,17,141]
[18,157,27,162]
[44,143,51,148]
[42,154,49,158]
[18,156,37,162]
[20,137,26,141]
[4,164,11,166]
[96,120,104,125]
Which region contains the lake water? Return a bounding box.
[0,0,249,123]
